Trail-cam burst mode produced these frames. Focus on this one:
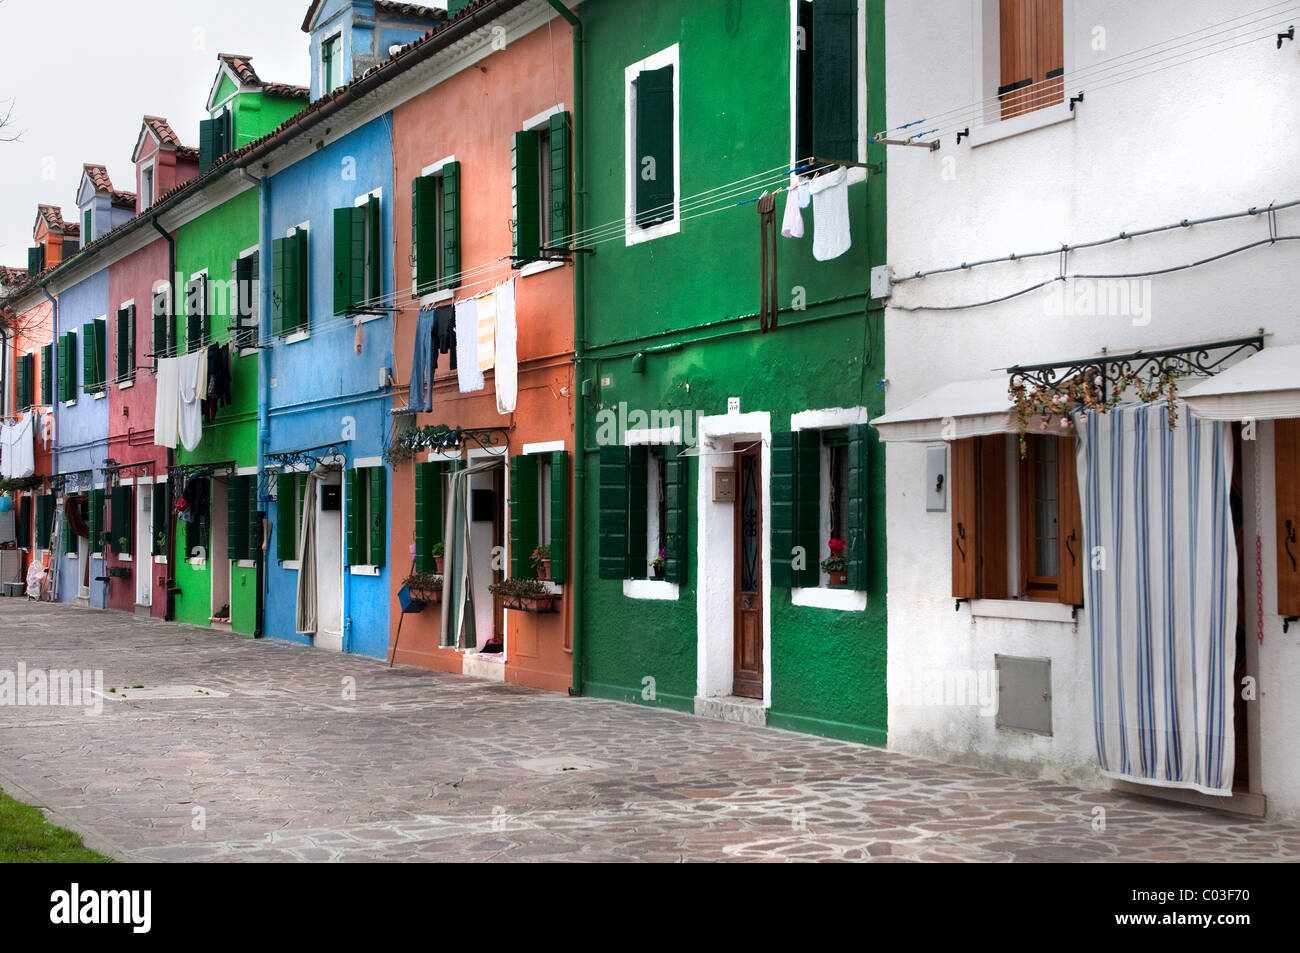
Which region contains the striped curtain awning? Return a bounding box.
[1182,344,1300,421]
[1076,400,1237,796]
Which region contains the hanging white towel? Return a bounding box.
[153,357,181,449]
[178,350,204,452]
[809,166,851,261]
[4,412,35,479]
[455,297,484,392]
[476,292,496,373]
[494,279,518,414]
[781,184,806,238]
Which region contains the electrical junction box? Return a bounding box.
[713,469,736,503]
[321,485,341,511]
[870,265,893,300]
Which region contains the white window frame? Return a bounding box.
[139,162,155,210]
[789,406,868,611]
[624,44,681,247]
[351,188,385,323]
[620,427,680,601]
[186,268,210,354]
[789,0,869,186]
[116,299,135,390]
[88,314,109,399]
[415,155,457,305]
[520,104,567,278]
[235,244,260,358]
[284,223,311,345]
[321,29,345,96]
[348,460,383,576]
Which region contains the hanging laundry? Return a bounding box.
[354,316,365,356]
[476,291,497,374]
[178,350,204,453]
[41,409,53,450]
[780,180,810,239]
[757,191,779,332]
[409,307,437,413]
[195,346,209,401]
[494,278,518,414]
[207,343,232,407]
[809,166,851,261]
[0,411,34,479]
[153,357,181,449]
[455,297,484,392]
[433,304,457,371]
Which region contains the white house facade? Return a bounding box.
[878,0,1300,820]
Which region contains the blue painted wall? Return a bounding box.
[261,113,395,659]
[306,0,441,102]
[53,270,110,606]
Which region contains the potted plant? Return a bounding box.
[489,577,559,613]
[432,541,445,574]
[402,571,444,604]
[821,538,848,587]
[531,544,551,580]
[650,547,667,580]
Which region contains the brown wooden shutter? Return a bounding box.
[1057,432,1084,606]
[977,434,1009,599]
[1276,418,1300,618]
[1033,0,1064,111]
[951,439,979,599]
[999,0,1035,119]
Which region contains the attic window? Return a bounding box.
[323,34,344,95]
[141,167,154,208]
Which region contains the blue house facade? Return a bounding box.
[302,0,444,101]
[259,111,396,658]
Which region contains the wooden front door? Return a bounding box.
[733,446,763,698]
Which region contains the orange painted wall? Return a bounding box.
[389,21,575,691]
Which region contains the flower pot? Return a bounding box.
[411,586,443,604]
[398,585,428,614]
[651,565,665,580]
[534,558,551,581]
[433,555,445,574]
[828,571,848,587]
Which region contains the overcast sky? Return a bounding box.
[0,0,313,267]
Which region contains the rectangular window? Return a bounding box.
[510,450,570,582]
[275,472,306,562]
[40,343,53,406]
[58,330,77,403]
[233,251,259,352]
[109,484,133,555]
[998,0,1064,119]
[116,304,136,384]
[626,47,679,241]
[795,0,861,168]
[152,482,168,557]
[512,111,571,262]
[333,194,381,315]
[226,474,260,562]
[141,166,154,209]
[414,460,446,573]
[37,493,54,550]
[950,433,1082,605]
[83,209,92,244]
[323,34,343,95]
[272,228,310,336]
[413,162,461,293]
[598,445,684,583]
[15,353,35,410]
[28,245,45,275]
[81,318,107,394]
[185,275,209,352]
[346,466,386,568]
[151,287,171,371]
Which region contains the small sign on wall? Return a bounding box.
[713,468,736,503]
[727,397,740,414]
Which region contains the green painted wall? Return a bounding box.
[230,92,306,149]
[172,185,261,634]
[579,0,889,745]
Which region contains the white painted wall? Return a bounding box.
[884,0,1300,818]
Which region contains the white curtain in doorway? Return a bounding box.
[295,466,327,635]
[1076,400,1237,796]
[440,459,497,649]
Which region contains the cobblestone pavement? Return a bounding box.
[2,601,1299,862]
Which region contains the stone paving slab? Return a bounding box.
[2,600,1300,862]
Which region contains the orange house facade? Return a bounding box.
[388,15,575,692]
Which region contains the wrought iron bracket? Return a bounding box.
[261,444,347,501]
[1007,334,1265,404]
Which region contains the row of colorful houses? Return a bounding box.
[2,0,1298,821]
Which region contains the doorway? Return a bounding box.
[733,445,763,697]
[136,483,152,607]
[77,533,89,601]
[316,470,344,652]
[210,477,231,623]
[469,461,504,652]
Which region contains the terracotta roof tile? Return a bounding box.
[218,53,261,86]
[83,163,114,193]
[176,145,200,162]
[142,115,183,148]
[0,266,29,287]
[375,1,444,20]
[37,204,66,229]
[111,190,137,210]
[263,83,310,100]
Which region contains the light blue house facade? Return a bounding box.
[302,0,445,100]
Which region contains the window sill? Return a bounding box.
[117,380,134,391]
[622,578,679,601]
[791,586,867,612]
[117,554,132,562]
[284,330,310,345]
[63,399,76,407]
[968,103,1075,149]
[91,392,107,400]
[969,598,1077,623]
[238,348,259,360]
[351,312,386,326]
[349,564,381,577]
[153,555,168,564]
[519,259,564,278]
[237,559,257,569]
[419,288,455,306]
[626,216,680,247]
[188,557,206,568]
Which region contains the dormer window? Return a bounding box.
[199,108,233,174]
[82,209,92,243]
[323,34,343,95]
[140,166,154,209]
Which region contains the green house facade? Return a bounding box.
[575,0,889,744]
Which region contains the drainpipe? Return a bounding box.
[547,0,585,697]
[151,215,177,622]
[253,169,272,639]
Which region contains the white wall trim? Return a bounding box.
[349,564,381,577]
[427,450,462,462]
[523,104,566,132]
[354,456,383,469]
[522,440,565,455]
[623,578,680,601]
[969,598,1078,624]
[790,406,869,430]
[624,43,681,246]
[792,586,868,611]
[237,465,258,476]
[969,103,1076,148]
[625,426,681,446]
[420,155,456,177]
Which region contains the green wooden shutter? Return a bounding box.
[414,461,444,573]
[634,65,675,227]
[59,331,76,403]
[199,118,216,173]
[186,278,207,350]
[346,469,362,566]
[116,307,130,382]
[89,488,104,553]
[628,446,649,580]
[508,454,539,578]
[81,326,95,394]
[276,473,296,561]
[811,0,858,162]
[295,229,310,330]
[413,175,439,294]
[110,485,131,555]
[548,111,571,249]
[234,254,254,348]
[247,478,262,563]
[41,344,53,405]
[95,318,107,390]
[271,236,289,336]
[549,450,568,584]
[152,291,169,365]
[64,511,76,553]
[17,495,31,549]
[846,424,870,591]
[441,161,461,288]
[15,355,29,410]
[37,494,52,549]
[28,245,44,275]
[512,130,541,261]
[333,205,364,315]
[598,445,630,579]
[367,194,381,305]
[153,483,168,556]
[368,466,386,567]
[771,431,822,588]
[128,305,137,378]
[663,446,688,585]
[227,475,248,561]
[24,354,36,408]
